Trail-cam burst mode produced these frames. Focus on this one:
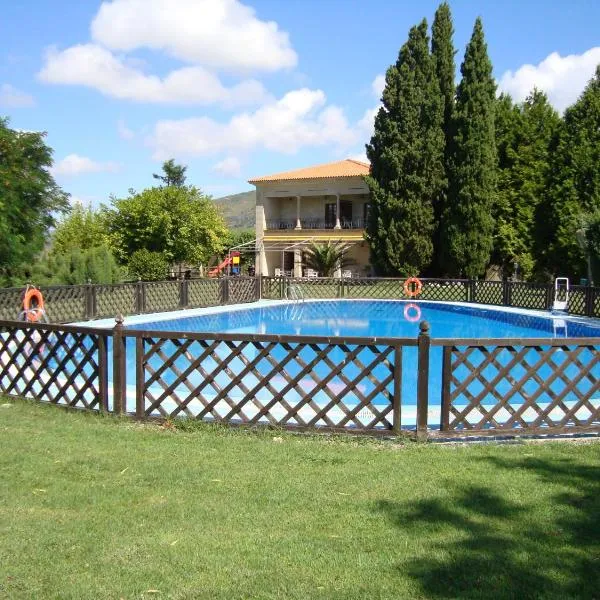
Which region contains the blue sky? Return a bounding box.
[1,0,599,205]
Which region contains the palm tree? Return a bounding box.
[303,241,356,277]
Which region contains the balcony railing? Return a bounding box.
[266,217,366,230]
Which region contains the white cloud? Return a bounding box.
[349,152,369,164]
[0,83,35,108]
[356,74,385,142]
[498,47,600,112]
[212,156,242,178]
[372,74,385,99]
[148,88,359,159]
[39,44,270,106]
[91,0,297,73]
[52,154,121,177]
[117,119,135,140]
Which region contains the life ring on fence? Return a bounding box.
[404,277,423,298]
[403,303,421,322]
[22,286,45,322]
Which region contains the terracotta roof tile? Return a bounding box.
[248,158,370,184]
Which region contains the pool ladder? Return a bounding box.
[285,283,305,303]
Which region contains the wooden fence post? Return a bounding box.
[221,278,230,305]
[392,343,402,434]
[98,333,109,412]
[440,346,452,431]
[416,320,430,440]
[112,314,127,414]
[545,284,554,310]
[585,286,594,317]
[469,280,476,303]
[85,280,96,319]
[135,280,145,313]
[179,278,189,308]
[503,280,511,306]
[255,276,262,301]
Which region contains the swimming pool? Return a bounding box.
[113,300,600,429]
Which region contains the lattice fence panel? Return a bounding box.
[0,287,25,320]
[41,285,87,322]
[473,281,503,306]
[188,279,221,307]
[137,335,396,430]
[420,280,468,302]
[0,323,105,410]
[228,278,257,304]
[95,284,137,318]
[442,342,600,433]
[344,279,403,299]
[510,282,551,310]
[261,277,282,300]
[567,287,587,316]
[143,281,180,313]
[287,278,340,299]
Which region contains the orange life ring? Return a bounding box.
[404,277,423,298]
[404,303,421,322]
[22,287,45,322]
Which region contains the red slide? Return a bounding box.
[208,256,232,277]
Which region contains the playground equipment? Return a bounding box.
[208,251,241,277]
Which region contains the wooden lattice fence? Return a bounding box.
[131,330,408,431]
[0,320,108,411]
[438,338,600,436]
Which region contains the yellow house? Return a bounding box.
[249,159,371,277]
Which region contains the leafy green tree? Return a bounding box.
[542,65,600,278]
[153,159,187,187]
[303,242,355,278]
[440,18,497,278]
[127,249,169,281]
[104,185,229,268]
[493,90,561,279]
[51,202,109,254]
[365,20,446,276]
[430,2,456,275]
[31,245,123,285]
[0,118,69,284]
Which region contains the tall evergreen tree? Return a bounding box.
[440,18,497,278]
[543,65,600,279]
[493,90,560,279]
[153,159,187,187]
[365,20,446,276]
[430,2,456,275]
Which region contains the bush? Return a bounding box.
[128,249,169,281]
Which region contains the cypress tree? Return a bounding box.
[365,20,446,276]
[441,18,497,278]
[430,2,456,275]
[543,65,600,279]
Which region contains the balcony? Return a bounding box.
[266,217,366,230]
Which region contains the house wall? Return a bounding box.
[254,176,371,276]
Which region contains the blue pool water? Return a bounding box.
[126,300,600,338]
[115,300,600,427]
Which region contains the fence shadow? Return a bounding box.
[374,452,600,599]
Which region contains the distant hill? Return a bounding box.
[213,190,256,231]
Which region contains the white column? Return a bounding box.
[295,195,302,229]
[334,193,341,229]
[294,249,303,277]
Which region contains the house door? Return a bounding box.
[325,201,352,228]
[283,251,294,272]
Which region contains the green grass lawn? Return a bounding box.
[1,399,599,599]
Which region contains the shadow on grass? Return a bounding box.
[375,454,600,599]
